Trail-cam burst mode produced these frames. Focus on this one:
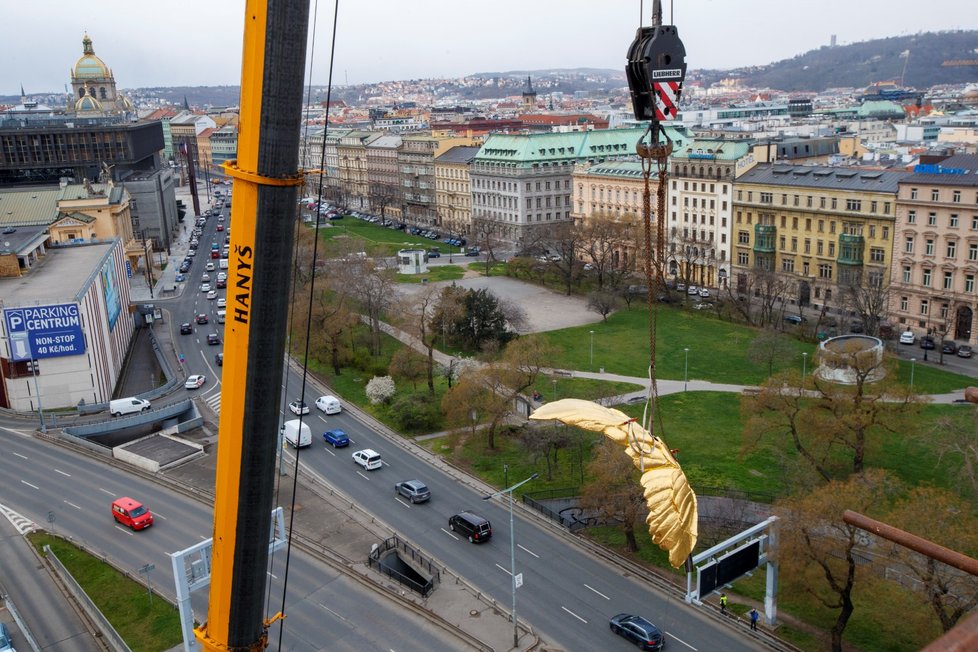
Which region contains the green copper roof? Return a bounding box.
[857,100,905,118]
[475,128,658,164]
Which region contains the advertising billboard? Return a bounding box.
[4,304,86,361]
[102,260,121,331]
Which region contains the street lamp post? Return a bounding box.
[552,378,557,402]
[589,330,595,372]
[910,358,916,391]
[802,351,808,378]
[684,347,690,392]
[483,472,539,649]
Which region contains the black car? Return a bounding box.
[207,333,221,345]
[942,341,958,355]
[920,335,936,350]
[180,322,193,335]
[215,352,223,366]
[610,613,664,651]
[196,313,209,325]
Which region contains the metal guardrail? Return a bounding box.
[42,544,132,652]
[367,535,439,597]
[65,399,195,437]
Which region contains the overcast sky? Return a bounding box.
[5,0,974,94]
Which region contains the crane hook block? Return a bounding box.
[626,24,687,122]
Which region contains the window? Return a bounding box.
[967,275,975,293]
[931,189,939,201]
[737,252,749,265]
[910,188,918,200]
[950,214,960,228]
[947,241,957,258]
[971,243,978,261]
[908,210,916,224]
[953,190,961,203]
[869,271,884,288]
[870,247,885,263]
[900,296,909,311]
[806,218,812,231]
[791,237,798,252]
[869,225,876,238]
[760,192,773,203]
[870,201,878,213]
[782,259,795,272]
[941,303,950,320]
[920,299,929,316]
[818,264,832,279]
[817,241,824,255]
[973,216,978,230]
[830,221,836,234]
[903,266,911,283]
[738,230,750,244]
[780,236,786,250]
[884,203,891,215]
[905,236,914,253]
[831,198,838,210]
[804,239,811,254]
[882,226,890,240]
[807,196,813,207]
[781,215,786,228]
[944,271,954,290]
[828,242,835,257]
[928,212,937,226]
[802,262,810,275]
[846,199,862,211]
[793,195,800,206]
[792,217,798,229]
[922,268,932,287]
[925,239,935,256]
[818,220,825,233]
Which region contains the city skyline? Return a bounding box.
[4,0,976,95]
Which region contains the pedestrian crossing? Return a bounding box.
[203,391,222,415]
[0,503,37,535]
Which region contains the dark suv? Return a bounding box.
[449,511,491,543]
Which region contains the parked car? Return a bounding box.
[352,448,382,471]
[427,249,441,258]
[783,314,806,325]
[899,330,916,345]
[609,613,665,651]
[395,479,431,504]
[698,287,710,298]
[180,322,193,334]
[942,341,958,355]
[957,345,973,358]
[920,335,936,350]
[184,374,206,389]
[289,399,310,415]
[323,429,349,448]
[207,333,221,345]
[687,285,699,296]
[175,273,186,282]
[196,313,209,324]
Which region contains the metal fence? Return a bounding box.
[367,535,440,597]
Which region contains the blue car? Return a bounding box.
[323,429,349,448]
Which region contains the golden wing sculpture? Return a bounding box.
[530,398,697,567]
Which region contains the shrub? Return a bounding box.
[365,375,395,404]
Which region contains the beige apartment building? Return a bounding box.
[366,134,403,219]
[889,154,978,343]
[571,160,660,273]
[337,130,381,211]
[733,164,907,314]
[434,146,480,236]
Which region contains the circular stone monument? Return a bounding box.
[814,334,885,384]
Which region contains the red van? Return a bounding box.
[111,497,154,530]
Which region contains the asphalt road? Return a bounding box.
[0,425,468,651]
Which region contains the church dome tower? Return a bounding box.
[69,33,132,117]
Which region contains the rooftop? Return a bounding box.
[0,241,115,306]
[737,163,908,192]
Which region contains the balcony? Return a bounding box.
[837,233,865,266]
[753,224,776,254]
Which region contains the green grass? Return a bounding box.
[532,376,645,403]
[316,219,457,257]
[396,265,466,284]
[28,532,182,651]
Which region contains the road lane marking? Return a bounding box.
[318,603,350,623]
[665,632,697,650]
[98,488,115,496]
[267,571,278,579]
[115,526,134,536]
[395,498,411,508]
[518,544,539,558]
[495,563,512,576]
[441,528,459,541]
[583,583,610,600]
[21,480,39,490]
[561,606,587,624]
[153,511,168,521]
[356,471,370,481]
[55,469,71,477]
[63,500,81,510]
[322,447,336,457]
[13,452,28,460]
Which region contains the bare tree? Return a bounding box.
[931,410,978,500]
[747,328,797,376]
[535,222,582,296]
[839,273,890,338]
[470,216,507,271]
[586,290,622,322]
[726,268,793,327]
[575,214,637,291]
[330,255,397,356]
[393,284,441,393]
[369,182,399,219]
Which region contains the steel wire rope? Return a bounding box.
[271,0,340,646]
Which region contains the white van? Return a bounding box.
[219,259,229,270]
[110,397,151,417]
[216,310,226,324]
[281,419,311,448]
[315,395,341,414]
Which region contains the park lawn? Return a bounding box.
[318,220,439,256]
[542,305,975,394]
[28,532,182,651]
[530,376,645,404]
[396,265,466,283]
